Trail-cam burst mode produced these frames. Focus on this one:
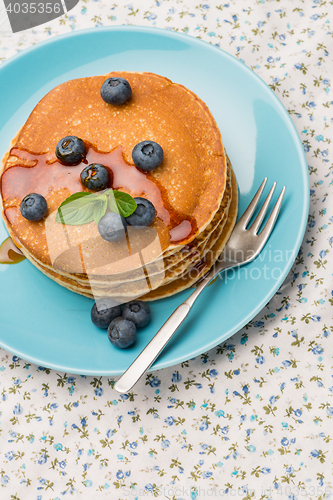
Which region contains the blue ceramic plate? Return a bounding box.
[0,27,308,375]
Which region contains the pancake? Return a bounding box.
[26,166,238,301]
[1,72,227,261]
[0,71,237,303]
[20,162,237,302]
[21,158,232,288]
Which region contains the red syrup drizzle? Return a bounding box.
[0,144,197,244]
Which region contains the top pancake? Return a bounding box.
[0,72,227,273]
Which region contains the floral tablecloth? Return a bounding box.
[1,1,332,499]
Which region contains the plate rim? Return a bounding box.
[0,25,309,375]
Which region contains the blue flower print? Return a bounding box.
[199,421,208,431]
[164,416,174,426]
[13,405,23,415]
[116,470,124,480]
[38,454,47,465]
[161,440,170,449]
[312,345,323,355]
[326,407,333,417]
[149,377,160,387]
[171,372,182,383]
[261,467,271,474]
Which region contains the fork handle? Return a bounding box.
[114,260,235,394]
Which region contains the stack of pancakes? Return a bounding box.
[0,72,238,302]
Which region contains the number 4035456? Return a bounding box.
[5,3,62,14]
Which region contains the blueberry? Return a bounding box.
[80,163,110,191]
[122,300,151,328]
[101,77,132,105]
[20,193,47,221]
[132,141,163,171]
[91,299,122,329]
[125,197,155,227]
[98,212,127,242]
[107,317,136,348]
[56,136,86,166]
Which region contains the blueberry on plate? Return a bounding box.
[80,163,110,191]
[107,317,137,349]
[132,141,163,171]
[125,197,155,227]
[20,193,47,221]
[98,212,127,242]
[91,299,122,329]
[122,300,151,328]
[56,136,86,166]
[101,77,132,105]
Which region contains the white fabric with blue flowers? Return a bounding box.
[0,1,332,499]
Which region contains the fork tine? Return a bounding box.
[250,182,276,234]
[258,186,286,242]
[237,178,267,229]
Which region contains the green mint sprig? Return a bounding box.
[55,189,137,226]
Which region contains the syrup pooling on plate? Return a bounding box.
[0,144,197,245]
[0,237,25,264]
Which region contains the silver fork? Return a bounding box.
[114,178,286,393]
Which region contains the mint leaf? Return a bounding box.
[56,193,105,225]
[112,190,137,218]
[108,192,119,215]
[93,197,108,225]
[55,189,136,226]
[58,191,98,207]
